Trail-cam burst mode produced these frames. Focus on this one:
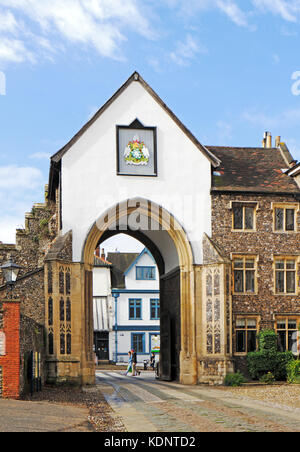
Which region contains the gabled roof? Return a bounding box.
[50,72,220,166]
[107,252,140,274]
[209,146,300,194]
[48,72,221,199]
[123,248,156,276]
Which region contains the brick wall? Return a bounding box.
[0,301,20,399]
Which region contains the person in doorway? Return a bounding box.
[131,349,141,376]
[124,351,133,376]
[150,352,155,370]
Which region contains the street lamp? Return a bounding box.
[0,258,22,297]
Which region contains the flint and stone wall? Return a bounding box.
[211,192,300,373]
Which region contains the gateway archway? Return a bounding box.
[82,198,196,385]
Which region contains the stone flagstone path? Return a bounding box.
[96,370,300,432]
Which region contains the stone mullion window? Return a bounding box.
[235,318,257,354]
[57,266,72,356]
[273,204,298,232]
[59,268,65,294]
[233,257,257,294]
[66,269,71,295]
[232,203,256,231]
[206,268,222,355]
[275,258,297,294]
[48,265,53,294]
[48,297,54,355]
[276,318,299,353]
[59,298,65,355]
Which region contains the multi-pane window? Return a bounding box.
[233,204,255,231]
[274,206,296,232]
[233,257,256,294]
[150,299,160,320]
[129,299,142,320]
[132,333,145,353]
[235,318,257,353]
[136,266,156,280]
[275,258,297,294]
[277,319,299,354]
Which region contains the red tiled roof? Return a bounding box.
[208,146,299,193]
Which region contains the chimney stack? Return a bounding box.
[101,248,105,260]
[262,132,272,148]
[275,136,281,148]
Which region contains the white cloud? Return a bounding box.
[242,106,300,129]
[0,165,43,189]
[0,38,35,63]
[0,0,156,64]
[252,0,300,23]
[0,10,19,33]
[0,165,45,243]
[170,34,207,66]
[216,0,248,27]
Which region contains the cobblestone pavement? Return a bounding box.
[96,371,300,432]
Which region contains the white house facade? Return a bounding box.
[110,248,160,364]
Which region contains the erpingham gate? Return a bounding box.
[45,73,234,385]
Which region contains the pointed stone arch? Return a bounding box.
[82,198,197,384]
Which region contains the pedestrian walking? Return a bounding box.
[150,352,155,370]
[131,348,141,376]
[124,351,133,376]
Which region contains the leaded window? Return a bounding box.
[60,298,65,321]
[66,333,72,355]
[236,318,257,353]
[233,205,255,231]
[233,257,256,294]
[277,319,299,354]
[59,270,65,294]
[274,206,296,232]
[48,332,54,355]
[66,271,71,295]
[275,258,296,294]
[48,298,53,326]
[66,298,71,322]
[48,266,53,294]
[60,333,65,355]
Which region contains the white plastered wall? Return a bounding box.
[61,80,212,269]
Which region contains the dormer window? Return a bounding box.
[136,266,156,280]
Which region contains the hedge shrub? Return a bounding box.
[257,330,278,352]
[247,350,293,381]
[259,372,275,385]
[287,360,300,384]
[224,372,245,387]
[247,329,294,381]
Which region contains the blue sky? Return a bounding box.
[1,0,300,244]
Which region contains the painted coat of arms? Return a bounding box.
[124,135,150,166]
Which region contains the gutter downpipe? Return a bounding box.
[112,292,120,363]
